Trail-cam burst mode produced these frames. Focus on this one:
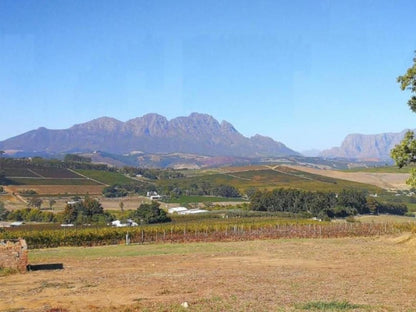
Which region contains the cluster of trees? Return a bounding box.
[62,196,113,224]
[102,181,158,197]
[103,180,242,199]
[159,181,241,198]
[120,166,184,180]
[128,201,171,224]
[1,207,57,222]
[250,188,408,218]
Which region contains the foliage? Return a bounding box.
[102,184,128,198]
[397,51,416,112]
[7,208,56,222]
[18,189,38,195]
[391,52,416,186]
[129,201,171,224]
[121,166,184,180]
[250,188,404,218]
[62,196,109,224]
[0,202,8,220]
[337,189,368,214]
[212,184,241,198]
[64,154,92,163]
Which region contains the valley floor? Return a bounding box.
[1,234,416,311]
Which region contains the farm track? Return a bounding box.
[266,165,315,181]
[27,169,44,178]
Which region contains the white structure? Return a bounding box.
[168,207,188,214]
[178,209,208,215]
[111,219,138,227]
[168,207,208,215]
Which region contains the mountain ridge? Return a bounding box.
[0,113,299,158]
[320,129,412,160]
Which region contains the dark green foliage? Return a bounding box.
[250,188,405,218]
[212,184,241,198]
[121,166,184,180]
[377,202,408,215]
[7,208,56,222]
[391,52,416,186]
[64,154,92,163]
[62,196,106,224]
[130,201,171,224]
[0,202,8,221]
[102,185,128,198]
[337,189,368,214]
[397,51,416,112]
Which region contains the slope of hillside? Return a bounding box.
[285,165,410,190]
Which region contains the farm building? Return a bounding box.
[168,207,208,215]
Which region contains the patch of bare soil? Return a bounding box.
[286,165,410,190]
[6,185,105,195]
[1,235,416,311]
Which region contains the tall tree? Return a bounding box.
[391,51,416,186]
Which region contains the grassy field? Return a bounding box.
[160,167,383,194]
[2,233,416,311]
[74,169,135,185]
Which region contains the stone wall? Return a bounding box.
[0,239,28,273]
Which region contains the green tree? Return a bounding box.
[130,201,171,224]
[391,51,416,186]
[397,51,416,112]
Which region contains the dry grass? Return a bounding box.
[286,165,410,190]
[1,234,416,311]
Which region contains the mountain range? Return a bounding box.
[320,130,411,160]
[0,113,298,158]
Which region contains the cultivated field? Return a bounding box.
[1,234,416,311]
[286,165,410,191]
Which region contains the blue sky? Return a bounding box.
[1,0,416,152]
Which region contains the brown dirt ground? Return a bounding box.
[286,165,410,190]
[1,235,416,311]
[5,185,105,196]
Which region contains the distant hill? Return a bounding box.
[0,113,299,158]
[320,130,412,160]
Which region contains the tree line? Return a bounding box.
[250,188,408,219]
